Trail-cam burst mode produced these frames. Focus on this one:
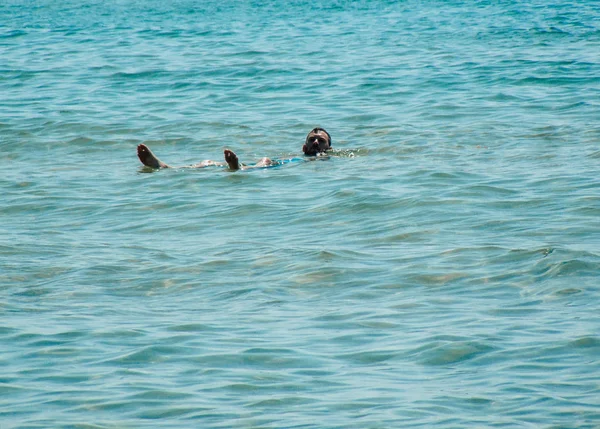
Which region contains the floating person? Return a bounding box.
[137,128,332,170]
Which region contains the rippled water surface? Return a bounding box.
[2,1,600,427]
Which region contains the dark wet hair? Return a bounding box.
[307,127,332,148]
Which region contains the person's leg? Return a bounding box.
[254,157,274,167]
[137,144,171,168]
[190,160,225,168]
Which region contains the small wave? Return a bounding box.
[328,148,367,158]
[533,258,599,280]
[569,336,600,349]
[411,339,495,366]
[0,29,27,39]
[110,70,170,80]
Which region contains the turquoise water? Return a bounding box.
[2,0,600,427]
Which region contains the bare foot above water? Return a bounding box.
[137,144,170,168]
[224,149,241,170]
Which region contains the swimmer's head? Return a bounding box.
[303,128,332,156]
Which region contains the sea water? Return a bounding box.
[1,0,599,427]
